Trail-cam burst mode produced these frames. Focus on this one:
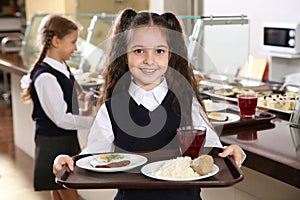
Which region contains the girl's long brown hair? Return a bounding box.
[98,8,205,125]
[97,9,206,125]
[98,9,201,98]
[22,15,78,101]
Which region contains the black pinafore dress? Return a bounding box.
[105,90,201,200]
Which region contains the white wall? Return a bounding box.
[203,0,300,57]
[149,0,165,13]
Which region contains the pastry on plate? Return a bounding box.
[214,89,234,97]
[208,112,228,122]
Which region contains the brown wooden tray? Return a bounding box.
[221,111,276,129]
[210,103,276,129]
[55,148,244,189]
[221,121,275,136]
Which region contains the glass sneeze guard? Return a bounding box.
[20,13,116,73]
[20,13,249,85]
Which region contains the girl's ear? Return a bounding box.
[51,36,60,48]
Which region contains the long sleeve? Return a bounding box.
[81,103,115,154]
[191,97,223,148]
[34,73,94,130]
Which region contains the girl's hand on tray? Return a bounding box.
[218,144,244,168]
[53,154,74,175]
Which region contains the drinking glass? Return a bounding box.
[177,126,206,159]
[237,93,258,119]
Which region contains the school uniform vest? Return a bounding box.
[31,62,79,137]
[105,90,201,200]
[106,90,182,152]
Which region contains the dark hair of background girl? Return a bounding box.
[22,15,78,101]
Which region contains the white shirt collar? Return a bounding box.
[43,57,70,78]
[128,78,168,111]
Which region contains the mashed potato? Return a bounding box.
[155,157,199,178]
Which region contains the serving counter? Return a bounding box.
[0,53,299,198]
[219,111,299,188]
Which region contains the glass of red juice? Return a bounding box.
[177,126,206,159]
[237,93,258,119]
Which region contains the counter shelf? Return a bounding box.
[0,53,27,75]
[55,148,244,189]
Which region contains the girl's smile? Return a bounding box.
[138,64,161,74]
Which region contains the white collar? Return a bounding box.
[44,57,70,78]
[128,78,168,111]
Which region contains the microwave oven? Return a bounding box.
[262,22,300,54]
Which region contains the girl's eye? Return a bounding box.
[134,49,144,54]
[156,49,166,54]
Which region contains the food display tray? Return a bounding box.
[203,91,294,115]
[55,148,244,189]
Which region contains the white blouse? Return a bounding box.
[81,78,223,154]
[33,57,93,130]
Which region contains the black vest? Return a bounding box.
[31,62,78,137]
[106,91,201,199]
[105,90,184,152]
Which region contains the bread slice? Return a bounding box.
[191,155,214,175]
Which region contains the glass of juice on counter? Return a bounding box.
[177,126,206,159]
[237,93,258,119]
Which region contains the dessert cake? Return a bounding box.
[257,93,298,111]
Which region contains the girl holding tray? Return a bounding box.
[53,8,245,200]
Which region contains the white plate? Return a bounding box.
[211,113,240,125]
[141,160,219,181]
[205,103,228,112]
[76,153,147,172]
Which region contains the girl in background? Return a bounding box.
[53,9,245,200]
[21,15,93,200]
